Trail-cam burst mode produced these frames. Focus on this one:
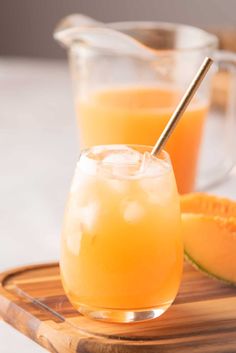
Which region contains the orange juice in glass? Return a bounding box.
[61,145,183,322]
[77,86,208,194]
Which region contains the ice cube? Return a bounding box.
[140,177,156,193]
[80,202,99,234]
[123,201,144,223]
[67,228,82,255]
[107,178,129,193]
[79,154,97,176]
[102,147,142,178]
[139,151,152,174]
[140,174,173,204]
[70,170,87,193]
[103,147,141,165]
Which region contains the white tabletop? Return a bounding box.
[0,58,78,353]
[0,57,235,353]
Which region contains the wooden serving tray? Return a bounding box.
[0,262,236,353]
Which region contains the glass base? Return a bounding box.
[77,302,172,323]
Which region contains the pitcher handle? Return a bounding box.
[197,50,236,191]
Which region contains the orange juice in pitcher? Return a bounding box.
[78,86,208,193]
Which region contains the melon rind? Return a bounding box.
[185,250,236,286]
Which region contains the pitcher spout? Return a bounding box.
[54,14,157,58]
[53,14,102,48]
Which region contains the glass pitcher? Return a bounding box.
[54,15,236,194]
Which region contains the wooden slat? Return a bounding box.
[1,262,236,352]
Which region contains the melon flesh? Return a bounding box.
[181,193,236,218]
[182,213,236,284]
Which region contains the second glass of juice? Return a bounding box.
[61,145,183,323]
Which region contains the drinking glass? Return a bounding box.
[55,16,236,194]
[60,145,183,323]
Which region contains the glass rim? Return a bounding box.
[71,21,218,57]
[78,144,172,179]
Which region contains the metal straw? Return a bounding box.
[151,57,213,156]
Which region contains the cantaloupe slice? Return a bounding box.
[180,193,236,285]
